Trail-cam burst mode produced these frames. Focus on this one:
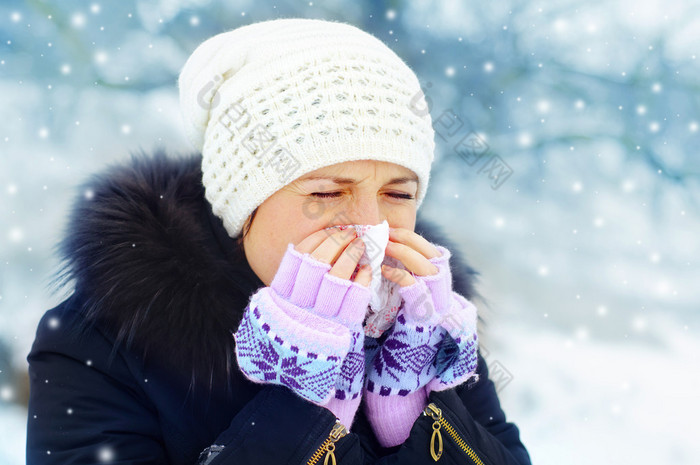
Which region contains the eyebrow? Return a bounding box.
[299,174,419,185]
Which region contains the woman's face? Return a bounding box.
[242,159,419,286]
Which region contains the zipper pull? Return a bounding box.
[323,421,347,465]
[423,403,444,461]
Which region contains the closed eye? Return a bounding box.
[310,192,342,198]
[311,192,414,199]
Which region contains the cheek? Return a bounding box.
[258,196,329,248]
[385,205,416,231]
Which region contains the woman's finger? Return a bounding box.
[388,227,441,259]
[385,240,439,276]
[353,264,372,287]
[305,228,356,265]
[328,237,365,280]
[381,264,416,287]
[295,226,354,254]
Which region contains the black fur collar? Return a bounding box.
[48,149,481,396]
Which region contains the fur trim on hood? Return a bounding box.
[47,149,482,397]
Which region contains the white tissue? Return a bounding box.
[324,220,405,337]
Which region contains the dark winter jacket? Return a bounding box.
[26,150,532,465]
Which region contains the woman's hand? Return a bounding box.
[249,225,375,428]
[234,225,375,419]
[380,227,441,287]
[294,226,372,287]
[361,231,479,447]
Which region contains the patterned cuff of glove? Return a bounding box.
[322,326,366,428]
[428,293,479,392]
[364,309,444,397]
[330,328,365,402]
[427,359,479,393]
[234,292,349,404]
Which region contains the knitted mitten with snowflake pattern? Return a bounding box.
[363,245,479,447]
[234,242,370,428]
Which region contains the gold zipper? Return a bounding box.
[306,420,348,465]
[423,403,485,465]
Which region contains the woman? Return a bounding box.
[26,18,531,464]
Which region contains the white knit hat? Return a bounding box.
[178,17,435,238]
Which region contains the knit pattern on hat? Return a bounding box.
[178,18,435,238]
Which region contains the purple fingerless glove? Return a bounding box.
[363,244,479,447]
[422,246,479,393]
[234,243,370,428]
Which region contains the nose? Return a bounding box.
[344,193,384,226]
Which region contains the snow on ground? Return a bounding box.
[493,315,700,464]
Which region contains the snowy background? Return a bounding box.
[1,0,699,464]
